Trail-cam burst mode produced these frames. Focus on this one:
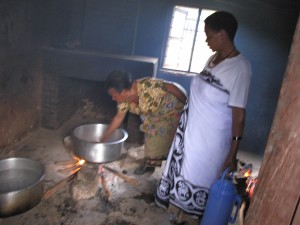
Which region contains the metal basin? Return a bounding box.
[0,157,45,217]
[71,123,128,163]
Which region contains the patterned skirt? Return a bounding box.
[140,95,184,163]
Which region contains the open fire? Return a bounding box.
[246,176,257,198]
[51,155,138,202]
[46,134,138,202]
[230,160,258,225]
[54,157,86,176]
[231,160,258,198]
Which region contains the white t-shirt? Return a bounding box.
[205,54,252,108]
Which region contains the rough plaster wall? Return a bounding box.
[0,0,42,148]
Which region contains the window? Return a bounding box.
[162,7,215,74]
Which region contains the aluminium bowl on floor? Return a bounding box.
[71,123,128,163]
[0,157,45,217]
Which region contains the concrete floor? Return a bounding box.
[0,111,262,225]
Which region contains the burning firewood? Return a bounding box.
[54,158,85,176]
[229,159,258,224]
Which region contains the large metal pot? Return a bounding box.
[71,123,128,163]
[0,157,45,217]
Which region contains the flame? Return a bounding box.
[244,169,252,177]
[55,157,85,175]
[78,159,85,165]
[246,177,258,198]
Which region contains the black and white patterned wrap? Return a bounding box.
[156,101,209,216]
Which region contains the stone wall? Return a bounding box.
[0,1,42,148]
[41,74,82,129]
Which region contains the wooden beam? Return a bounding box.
[245,15,300,225]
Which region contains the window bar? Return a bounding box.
[161,8,177,70]
[187,10,201,72]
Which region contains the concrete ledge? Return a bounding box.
[42,48,158,81]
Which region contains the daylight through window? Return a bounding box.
[162,7,215,74]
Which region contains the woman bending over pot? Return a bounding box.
[101,70,186,175]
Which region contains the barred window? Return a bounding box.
[162,7,215,74]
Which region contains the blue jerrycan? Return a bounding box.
[200,168,242,225]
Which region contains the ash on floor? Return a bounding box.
[0,114,171,225]
[0,112,261,225]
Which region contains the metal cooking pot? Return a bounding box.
[0,157,45,217]
[71,123,128,163]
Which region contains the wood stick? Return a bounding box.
[57,165,81,174]
[43,173,76,200]
[54,160,77,165]
[103,166,138,186]
[99,174,111,202]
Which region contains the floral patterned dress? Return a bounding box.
[117,77,185,161]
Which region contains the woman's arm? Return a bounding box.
[99,110,127,142]
[224,107,245,171]
[164,82,187,103]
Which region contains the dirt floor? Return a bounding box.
[0,111,262,225]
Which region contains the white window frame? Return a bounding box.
[162,6,216,75]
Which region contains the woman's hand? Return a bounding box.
[223,155,238,172]
[98,134,108,143]
[99,110,127,143]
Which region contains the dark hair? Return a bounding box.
[204,11,238,41]
[105,70,133,93]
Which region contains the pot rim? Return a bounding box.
[0,157,45,195]
[72,123,128,145]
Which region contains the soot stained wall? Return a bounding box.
[0,0,75,148]
[0,0,42,148]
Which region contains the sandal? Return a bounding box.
[134,165,155,175]
[145,157,167,167]
[169,216,185,225]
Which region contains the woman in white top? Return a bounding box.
[155,11,252,225]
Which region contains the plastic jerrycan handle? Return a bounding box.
[220,167,230,191]
[221,167,230,181]
[223,167,242,224]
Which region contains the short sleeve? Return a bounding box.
[117,102,130,112]
[228,60,252,108]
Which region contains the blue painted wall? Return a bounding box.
[78,0,299,156]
